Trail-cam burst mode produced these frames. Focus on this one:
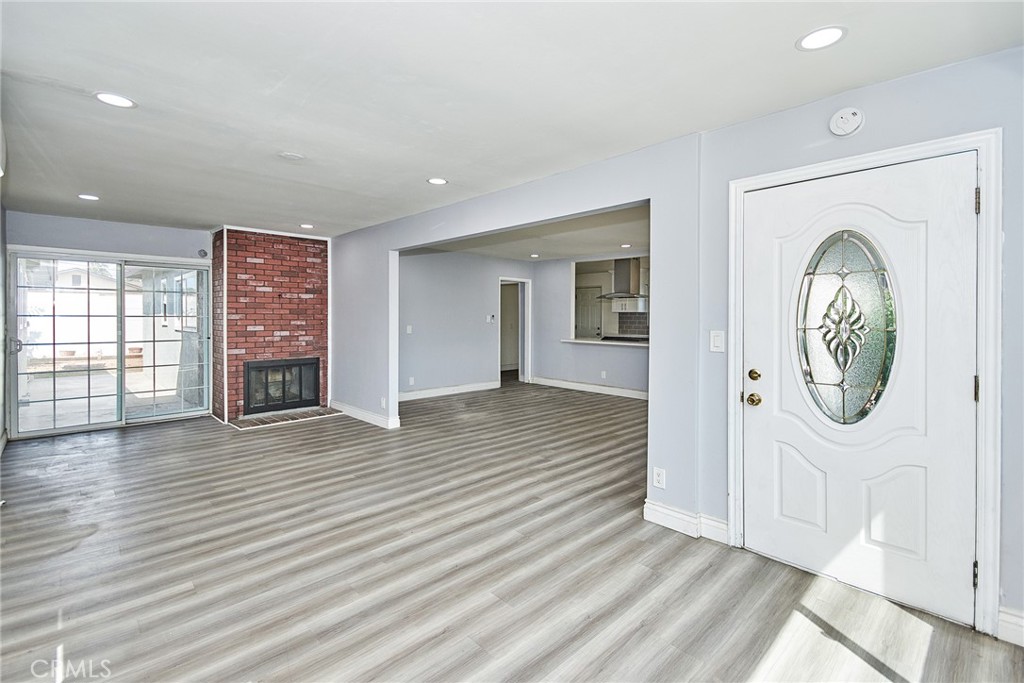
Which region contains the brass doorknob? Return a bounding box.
[748,368,761,381]
[746,393,762,406]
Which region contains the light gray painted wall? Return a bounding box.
[332,134,701,512]
[533,259,648,391]
[6,212,211,260]
[335,48,1020,614]
[697,48,1023,609]
[399,251,532,392]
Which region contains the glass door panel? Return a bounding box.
[12,257,123,435]
[123,265,208,421]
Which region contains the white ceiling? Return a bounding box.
[2,2,1021,238]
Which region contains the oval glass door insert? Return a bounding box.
[797,230,896,424]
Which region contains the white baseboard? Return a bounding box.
[699,514,729,544]
[998,607,1024,647]
[0,430,7,459]
[330,401,400,430]
[398,381,500,402]
[500,363,519,372]
[643,500,699,537]
[643,500,729,544]
[532,376,648,400]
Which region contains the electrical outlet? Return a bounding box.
[406,324,413,334]
[379,396,386,409]
[408,376,415,386]
[653,467,666,489]
[600,370,607,379]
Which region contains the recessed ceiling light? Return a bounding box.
[278,151,306,161]
[300,224,315,229]
[94,92,136,108]
[427,178,448,185]
[77,194,100,201]
[530,254,540,258]
[620,244,632,248]
[796,26,846,51]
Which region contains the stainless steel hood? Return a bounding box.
[597,258,647,299]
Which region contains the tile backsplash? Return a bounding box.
[617,312,649,336]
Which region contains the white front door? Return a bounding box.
[742,152,978,624]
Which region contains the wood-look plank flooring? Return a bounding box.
[2,377,1021,682]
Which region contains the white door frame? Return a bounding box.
[726,129,1002,635]
[6,247,214,439]
[498,277,532,383]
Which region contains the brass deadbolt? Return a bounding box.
[748,369,761,381]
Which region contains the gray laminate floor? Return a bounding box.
[1,379,1021,682]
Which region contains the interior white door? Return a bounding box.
[742,153,978,624]
[575,286,602,339]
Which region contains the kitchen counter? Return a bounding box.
[561,337,649,348]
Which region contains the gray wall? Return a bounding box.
[697,47,1023,610]
[398,251,650,394]
[332,134,701,512]
[331,49,1020,613]
[399,251,533,393]
[533,259,648,391]
[6,212,211,260]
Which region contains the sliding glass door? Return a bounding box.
[123,265,208,420]
[10,254,209,437]
[13,257,121,434]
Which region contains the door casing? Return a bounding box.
[726,129,1003,634]
[498,277,532,384]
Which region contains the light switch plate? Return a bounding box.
[709,330,726,353]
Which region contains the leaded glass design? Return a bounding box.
[797,231,896,424]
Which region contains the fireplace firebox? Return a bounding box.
[243,358,320,415]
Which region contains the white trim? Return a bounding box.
[997,607,1024,647]
[387,250,400,424]
[399,381,500,402]
[330,400,400,430]
[726,129,1003,635]
[498,277,533,383]
[500,363,519,372]
[7,244,210,266]
[220,228,229,423]
[972,130,1003,636]
[643,500,699,537]
[0,430,8,458]
[326,237,333,406]
[532,376,648,400]
[219,224,331,242]
[699,514,729,544]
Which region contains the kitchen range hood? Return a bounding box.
[596,258,647,299]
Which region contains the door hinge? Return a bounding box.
[975,187,981,215]
[973,560,979,588]
[974,375,980,402]
[740,390,745,404]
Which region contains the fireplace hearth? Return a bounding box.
[244,358,320,415]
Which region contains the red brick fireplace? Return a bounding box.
[212,228,328,422]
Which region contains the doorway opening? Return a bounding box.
[498,278,531,384]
